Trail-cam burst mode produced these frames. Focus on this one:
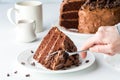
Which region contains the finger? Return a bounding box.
[97,26,106,32]
[80,52,87,59]
[81,37,97,51]
[89,44,112,54]
[80,37,97,59]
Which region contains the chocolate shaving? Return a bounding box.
[85,60,89,63]
[25,74,30,77]
[14,71,18,74]
[7,73,10,77]
[82,0,120,10]
[21,62,25,65]
[62,68,67,70]
[31,50,34,53]
[31,62,35,66]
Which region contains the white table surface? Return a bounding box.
[0,3,120,80]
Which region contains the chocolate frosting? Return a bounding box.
[60,0,120,33]
[45,50,80,70]
[81,0,120,10]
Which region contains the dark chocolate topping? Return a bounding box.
[45,50,69,70]
[82,0,120,10]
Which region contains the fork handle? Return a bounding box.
[77,50,88,53]
[69,50,88,56]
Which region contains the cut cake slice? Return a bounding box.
[33,27,80,70]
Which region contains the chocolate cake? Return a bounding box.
[33,27,80,70]
[60,0,120,33]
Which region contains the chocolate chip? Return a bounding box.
[75,64,80,66]
[31,62,35,66]
[14,71,18,74]
[85,60,89,63]
[62,68,67,70]
[31,50,34,53]
[25,74,30,77]
[7,73,10,77]
[21,62,25,65]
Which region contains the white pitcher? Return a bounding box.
[7,1,43,33]
[15,19,36,43]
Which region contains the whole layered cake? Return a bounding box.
[60,0,120,33]
[33,27,80,70]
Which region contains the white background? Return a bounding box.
[0,0,62,3]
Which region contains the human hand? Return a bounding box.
[80,26,120,59]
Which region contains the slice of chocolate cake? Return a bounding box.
[33,27,80,70]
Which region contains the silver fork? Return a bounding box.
[47,50,88,58]
[65,50,88,56]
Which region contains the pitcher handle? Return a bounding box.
[7,8,19,25]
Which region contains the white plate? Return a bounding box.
[53,24,94,38]
[17,48,95,74]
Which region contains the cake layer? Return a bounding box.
[39,30,61,64]
[60,19,78,21]
[43,34,69,68]
[60,0,85,12]
[41,32,65,65]
[33,27,57,61]
[60,20,78,29]
[59,0,85,30]
[60,11,78,19]
[78,7,120,33]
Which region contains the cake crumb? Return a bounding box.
[85,60,89,63]
[21,62,25,65]
[31,50,34,53]
[25,74,30,77]
[62,68,67,70]
[7,73,10,77]
[31,62,35,66]
[14,71,18,74]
